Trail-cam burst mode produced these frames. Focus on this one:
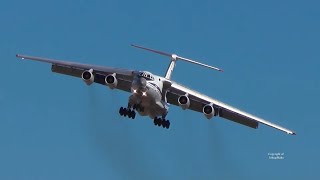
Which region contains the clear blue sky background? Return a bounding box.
[0,0,319,179]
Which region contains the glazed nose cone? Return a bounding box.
[138,77,147,88]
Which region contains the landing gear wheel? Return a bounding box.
[129,110,136,119]
[157,118,162,126]
[165,120,170,129]
[131,111,136,119]
[128,109,132,118]
[153,117,157,125]
[154,117,160,126]
[123,108,128,117]
[119,107,124,116]
[162,120,167,128]
[119,106,136,120]
[153,117,170,129]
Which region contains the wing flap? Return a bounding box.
[51,64,83,77]
[219,108,259,129]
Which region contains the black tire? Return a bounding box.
[128,109,132,118]
[166,120,170,129]
[132,111,136,119]
[123,108,127,117]
[154,117,160,126]
[157,118,162,126]
[119,107,124,116]
[162,120,166,128]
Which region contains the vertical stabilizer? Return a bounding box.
[165,54,179,79]
[165,59,176,79]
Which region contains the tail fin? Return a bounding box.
[131,44,223,79]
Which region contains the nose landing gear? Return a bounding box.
[133,104,144,112]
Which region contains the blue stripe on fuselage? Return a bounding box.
[148,82,162,97]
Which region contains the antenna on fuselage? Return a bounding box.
[131,44,223,80]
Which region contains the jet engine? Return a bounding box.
[178,95,190,110]
[81,69,94,85]
[203,104,215,119]
[105,73,118,89]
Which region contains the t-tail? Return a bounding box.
[131,44,223,80]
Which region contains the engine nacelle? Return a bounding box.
[178,95,190,110]
[81,69,94,85]
[203,104,215,119]
[105,73,118,89]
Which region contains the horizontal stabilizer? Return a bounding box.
[131,44,224,72]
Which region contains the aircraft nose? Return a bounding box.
[138,77,147,87]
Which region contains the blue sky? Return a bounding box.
[1,0,319,179]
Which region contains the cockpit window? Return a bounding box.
[139,72,154,81]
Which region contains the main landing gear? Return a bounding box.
[119,107,136,119]
[154,117,170,129]
[132,104,144,112]
[119,104,170,129]
[119,103,144,119]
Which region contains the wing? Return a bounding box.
[16,54,135,92]
[166,81,296,135]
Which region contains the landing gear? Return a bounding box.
[119,107,136,119]
[153,117,170,129]
[119,103,170,129]
[133,104,144,112]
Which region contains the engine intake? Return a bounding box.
[105,73,118,89]
[178,95,190,110]
[81,69,94,85]
[203,104,215,119]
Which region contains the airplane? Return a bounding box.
[16,44,296,135]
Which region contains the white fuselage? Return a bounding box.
[128,71,168,119]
